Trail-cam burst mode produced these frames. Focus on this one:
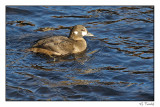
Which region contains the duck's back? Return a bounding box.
[31,36,74,56]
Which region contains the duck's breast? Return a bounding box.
[72,39,87,53]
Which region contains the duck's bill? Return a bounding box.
[85,32,94,36]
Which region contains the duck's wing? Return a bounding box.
[32,36,74,55]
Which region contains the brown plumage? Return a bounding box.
[27,25,94,56]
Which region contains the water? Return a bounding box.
[6,6,154,101]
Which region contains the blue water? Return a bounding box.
[6,6,154,101]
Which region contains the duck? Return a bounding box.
[28,25,94,56]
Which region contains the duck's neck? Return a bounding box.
[72,38,87,53]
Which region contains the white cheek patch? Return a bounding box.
[74,31,78,35]
[82,31,87,36]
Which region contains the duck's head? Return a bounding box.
[69,25,94,40]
